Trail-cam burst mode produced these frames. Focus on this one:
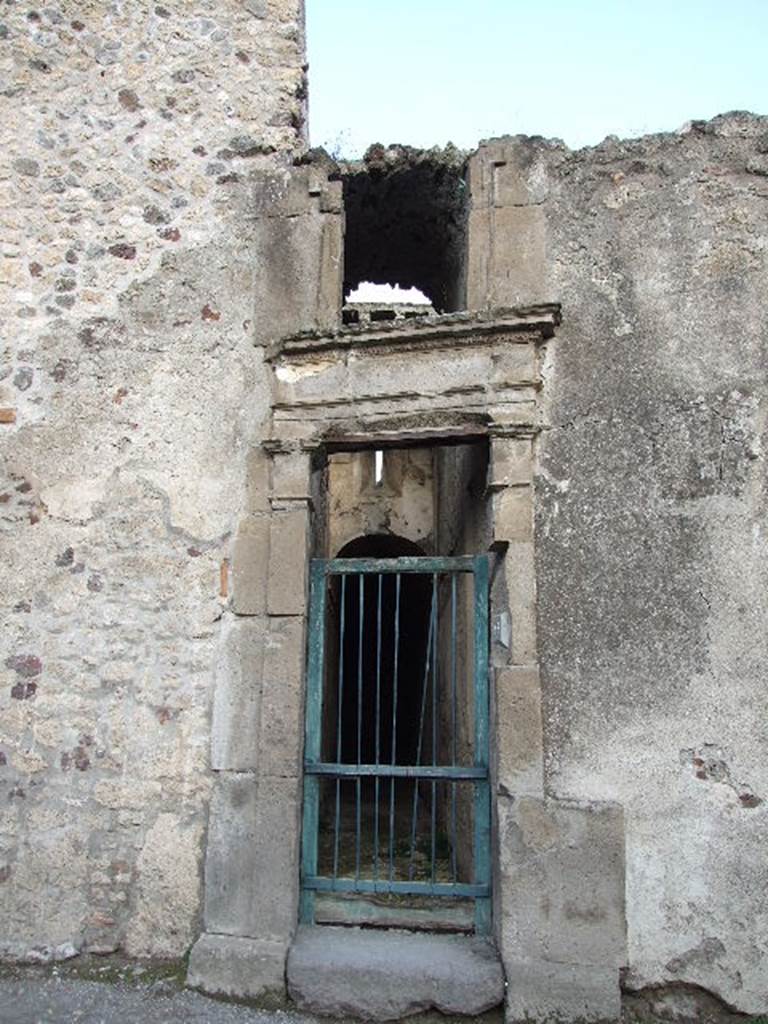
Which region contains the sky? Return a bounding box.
[305,0,768,159]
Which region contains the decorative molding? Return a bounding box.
[266,305,561,362]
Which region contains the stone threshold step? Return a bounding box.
[287,925,505,1021]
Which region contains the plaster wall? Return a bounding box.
[473,113,768,1012]
[0,0,307,960]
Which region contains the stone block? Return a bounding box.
[492,161,530,208]
[505,539,537,664]
[267,506,309,615]
[505,959,620,1024]
[269,413,323,446]
[492,152,549,208]
[246,446,271,513]
[346,345,490,405]
[489,205,546,308]
[498,796,626,970]
[466,207,491,310]
[319,181,343,214]
[490,344,537,387]
[318,214,343,331]
[273,356,346,408]
[187,932,288,1002]
[287,926,504,1020]
[490,438,533,489]
[253,208,342,341]
[271,450,311,501]
[466,145,497,205]
[493,486,533,543]
[495,666,543,796]
[252,168,314,219]
[260,616,305,776]
[211,616,265,772]
[203,773,301,940]
[231,516,269,615]
[487,399,538,428]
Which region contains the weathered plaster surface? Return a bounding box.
[0,0,305,959]
[517,112,768,1011]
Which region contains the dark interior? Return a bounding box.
[342,147,469,313]
[333,534,431,766]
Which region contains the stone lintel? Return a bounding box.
[323,422,490,451]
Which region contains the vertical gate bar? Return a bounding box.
[389,574,401,882]
[409,574,436,880]
[374,573,382,879]
[332,574,346,884]
[430,572,438,885]
[355,573,363,884]
[473,555,491,934]
[300,560,326,924]
[450,572,458,882]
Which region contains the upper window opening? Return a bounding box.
[341,145,469,314]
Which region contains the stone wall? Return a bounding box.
[2,4,767,1015]
[523,113,767,1013]
[0,0,306,959]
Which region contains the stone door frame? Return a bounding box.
[188,305,563,1003]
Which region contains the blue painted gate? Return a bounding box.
[300,555,491,934]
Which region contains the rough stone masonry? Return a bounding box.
[1,2,767,1023]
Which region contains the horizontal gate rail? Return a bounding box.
[321,555,476,574]
[305,877,490,898]
[305,763,485,780]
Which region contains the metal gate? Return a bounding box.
[299,555,491,933]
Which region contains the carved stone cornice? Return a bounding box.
[266,304,561,363]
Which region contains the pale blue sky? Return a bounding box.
[306,0,768,158]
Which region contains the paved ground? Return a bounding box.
[0,961,320,1024]
[0,979,314,1024]
[0,958,751,1024]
